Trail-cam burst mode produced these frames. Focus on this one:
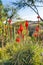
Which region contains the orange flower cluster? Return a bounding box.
[25,20,29,29]
[16,21,29,43]
[35,26,39,32]
[16,37,20,43]
[33,32,38,37]
[33,15,40,38]
[33,25,40,38]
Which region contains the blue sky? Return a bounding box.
[2,0,43,21]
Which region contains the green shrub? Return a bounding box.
[0,41,43,65]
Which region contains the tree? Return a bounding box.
[12,0,43,21]
[0,0,8,21]
[0,0,17,22]
[0,0,3,21]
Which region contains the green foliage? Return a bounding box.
[0,20,43,65]
[0,41,43,65]
[40,22,43,26]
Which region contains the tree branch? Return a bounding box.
[25,3,43,21]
